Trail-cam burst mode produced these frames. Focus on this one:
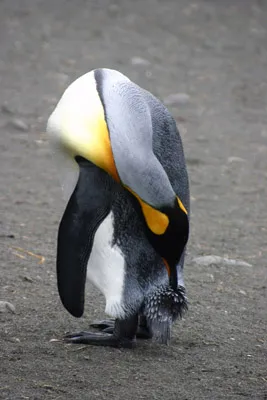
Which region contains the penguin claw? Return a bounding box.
[90,318,153,339]
[64,331,110,343]
[90,319,115,330]
[102,327,114,334]
[63,331,135,348]
[63,315,139,348]
[64,331,90,338]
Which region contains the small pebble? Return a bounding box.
[227,156,246,163]
[1,103,14,115]
[207,273,215,282]
[193,255,252,268]
[0,301,15,314]
[22,276,33,283]
[131,57,150,66]
[0,233,15,239]
[163,93,190,106]
[8,118,29,132]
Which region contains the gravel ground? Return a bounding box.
[0,1,266,399]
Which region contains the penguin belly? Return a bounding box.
[86,211,126,319]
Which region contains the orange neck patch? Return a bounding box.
[55,75,120,183]
[124,186,169,235]
[177,197,187,215]
[88,116,120,183]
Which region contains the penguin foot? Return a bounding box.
[64,314,138,348]
[63,331,135,348]
[91,316,153,340]
[90,319,115,330]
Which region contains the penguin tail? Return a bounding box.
[143,285,188,344]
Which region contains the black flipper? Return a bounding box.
[57,157,112,318]
[63,314,138,348]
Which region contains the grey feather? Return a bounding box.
[96,68,177,209]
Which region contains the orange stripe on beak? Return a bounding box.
[163,258,171,276]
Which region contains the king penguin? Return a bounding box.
[47,68,190,348]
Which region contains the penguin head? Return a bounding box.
[143,198,189,290]
[162,200,189,267]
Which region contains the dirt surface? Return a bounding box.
[1,1,267,399]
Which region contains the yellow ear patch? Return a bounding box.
[49,72,120,182]
[62,104,120,182]
[125,186,169,235]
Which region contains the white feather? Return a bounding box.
[86,212,126,319]
[46,70,102,203]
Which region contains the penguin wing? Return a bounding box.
[94,69,185,235]
[56,158,112,317]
